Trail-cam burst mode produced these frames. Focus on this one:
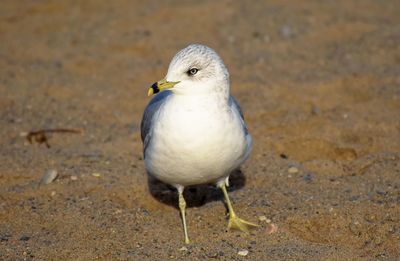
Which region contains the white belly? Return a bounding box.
[144,95,250,187]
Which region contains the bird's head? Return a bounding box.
[148,44,230,97]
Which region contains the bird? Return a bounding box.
[140,44,258,244]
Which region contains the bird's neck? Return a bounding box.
[171,91,229,109]
[173,80,230,101]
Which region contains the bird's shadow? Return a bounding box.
[147,169,246,209]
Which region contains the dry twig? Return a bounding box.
[26,128,84,148]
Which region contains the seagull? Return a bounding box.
[141,44,258,244]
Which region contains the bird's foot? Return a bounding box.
[184,237,190,244]
[227,212,259,233]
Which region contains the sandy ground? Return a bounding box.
[1,0,399,260]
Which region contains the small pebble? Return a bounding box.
[70,175,78,181]
[179,246,188,252]
[266,223,278,234]
[238,249,249,256]
[50,191,56,197]
[258,215,267,222]
[40,169,58,185]
[364,214,376,222]
[303,173,314,182]
[311,106,321,115]
[207,252,218,258]
[288,167,299,174]
[258,216,272,223]
[280,153,288,159]
[19,132,28,137]
[280,25,293,38]
[92,173,101,177]
[20,235,30,241]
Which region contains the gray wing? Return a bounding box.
[229,95,248,135]
[141,91,172,154]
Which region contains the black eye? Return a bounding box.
[187,68,199,76]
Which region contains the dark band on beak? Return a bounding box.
[151,82,160,94]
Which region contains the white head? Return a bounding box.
[148,44,230,98]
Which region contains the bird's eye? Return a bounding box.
[187,68,199,76]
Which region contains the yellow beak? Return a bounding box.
[148,79,180,96]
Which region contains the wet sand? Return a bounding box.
[0,1,399,260]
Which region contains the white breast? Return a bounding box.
[144,94,249,187]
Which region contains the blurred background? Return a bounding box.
[1,0,399,260]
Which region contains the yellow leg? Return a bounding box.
[219,183,259,232]
[178,190,190,244]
